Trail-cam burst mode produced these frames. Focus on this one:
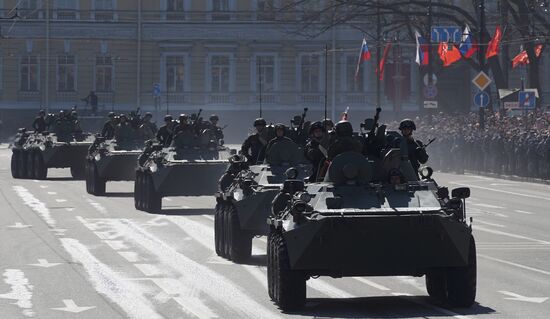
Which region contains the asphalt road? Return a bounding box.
[0,144,549,319]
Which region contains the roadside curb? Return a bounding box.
[463,170,550,186]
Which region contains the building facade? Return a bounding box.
[0,0,547,113]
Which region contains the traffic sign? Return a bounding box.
[153,83,161,97]
[519,91,536,109]
[431,26,462,43]
[474,91,490,108]
[423,73,438,86]
[423,85,438,99]
[472,71,492,91]
[424,101,438,109]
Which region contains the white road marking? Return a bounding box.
[7,223,32,229]
[118,252,141,263]
[474,225,550,245]
[134,264,162,277]
[471,203,504,209]
[50,228,67,236]
[152,278,219,318]
[65,208,75,212]
[60,238,164,319]
[94,231,119,240]
[55,199,67,203]
[39,185,48,189]
[51,299,96,313]
[514,210,535,215]
[391,293,472,319]
[450,181,550,201]
[353,278,391,291]
[474,220,507,228]
[28,259,62,268]
[47,192,57,195]
[103,240,129,250]
[479,254,550,276]
[13,186,57,228]
[0,269,35,317]
[499,291,548,303]
[203,215,215,221]
[86,199,108,215]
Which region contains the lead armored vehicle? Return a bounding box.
[267,149,476,311]
[10,126,94,180]
[134,127,234,213]
[215,139,311,262]
[86,126,148,195]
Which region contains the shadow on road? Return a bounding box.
[152,208,215,216]
[46,177,76,181]
[290,296,495,318]
[241,254,267,267]
[102,192,134,198]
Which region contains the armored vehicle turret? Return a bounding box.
[267,149,476,311]
[10,128,94,180]
[134,126,234,213]
[214,138,311,263]
[85,126,148,196]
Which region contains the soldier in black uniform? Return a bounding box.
[327,121,363,160]
[305,121,330,182]
[101,112,117,139]
[156,114,175,147]
[266,123,293,155]
[398,119,429,175]
[173,114,191,136]
[209,114,224,141]
[32,110,47,133]
[241,118,269,164]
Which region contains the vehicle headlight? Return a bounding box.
[149,163,158,173]
[39,145,46,151]
[94,154,102,162]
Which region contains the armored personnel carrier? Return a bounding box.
[267,149,476,311]
[10,128,94,180]
[215,138,311,262]
[85,127,147,195]
[134,127,234,213]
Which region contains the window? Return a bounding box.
[300,55,320,93]
[255,55,276,92]
[165,55,185,93]
[166,0,187,20]
[94,0,115,20]
[211,0,230,21]
[95,56,113,92]
[57,55,76,92]
[55,0,78,20]
[20,56,39,92]
[257,0,276,20]
[20,0,42,19]
[210,55,230,93]
[345,55,364,92]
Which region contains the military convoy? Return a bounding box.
[10,128,94,180]
[214,139,311,262]
[134,123,234,213]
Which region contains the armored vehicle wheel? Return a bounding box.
[145,173,162,213]
[426,270,447,303]
[134,171,142,210]
[222,205,231,258]
[214,202,226,257]
[446,236,476,307]
[270,230,306,311]
[26,151,36,179]
[18,151,29,179]
[33,152,47,180]
[87,161,106,196]
[227,205,253,263]
[71,163,86,180]
[267,228,276,300]
[11,151,21,178]
[85,161,93,193]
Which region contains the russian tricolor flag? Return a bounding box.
[459,24,478,58]
[415,30,429,66]
[355,38,371,79]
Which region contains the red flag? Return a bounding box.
[512,44,544,68]
[486,26,503,58]
[376,43,392,80]
[437,42,462,67]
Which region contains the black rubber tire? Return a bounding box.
[214,202,225,257]
[222,205,231,258]
[89,161,106,196]
[426,270,448,303]
[227,205,252,263]
[26,151,36,179]
[267,228,275,300]
[446,236,477,307]
[271,230,306,311]
[145,174,162,213]
[71,163,86,180]
[85,161,93,194]
[18,151,28,179]
[134,171,142,210]
[11,151,21,179]
[33,152,47,180]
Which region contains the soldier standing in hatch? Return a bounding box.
[32,110,47,133]
[327,121,362,160]
[101,112,117,139]
[156,115,175,147]
[209,114,224,141]
[305,121,330,182]
[140,112,157,140]
[266,123,293,155]
[241,118,269,164]
[398,119,429,175]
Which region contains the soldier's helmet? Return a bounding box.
[164,114,173,122]
[323,118,334,129]
[399,119,416,131]
[144,112,152,118]
[38,109,46,116]
[71,110,78,117]
[309,121,325,135]
[254,118,267,127]
[179,113,188,122]
[335,121,353,137]
[58,110,66,117]
[119,114,127,119]
[210,114,219,122]
[291,115,302,126]
[108,111,116,118]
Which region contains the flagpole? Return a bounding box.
[325,44,328,122]
[258,56,263,118]
[478,0,486,130]
[376,2,381,110]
